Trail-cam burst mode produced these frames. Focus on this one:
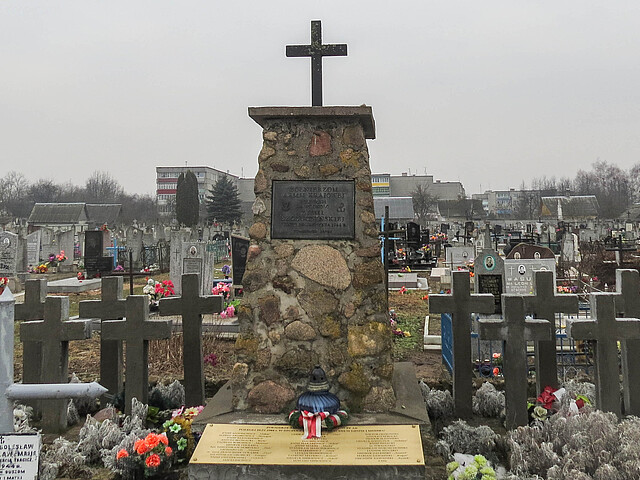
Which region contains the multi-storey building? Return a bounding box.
[371,172,465,200]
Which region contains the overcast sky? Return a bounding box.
[2,1,640,196]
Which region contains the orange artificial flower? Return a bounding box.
[145,453,161,468]
[145,433,160,449]
[159,433,169,446]
[116,449,129,460]
[165,447,173,457]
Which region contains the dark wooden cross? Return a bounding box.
[102,295,172,414]
[615,269,640,416]
[429,271,495,418]
[14,279,47,390]
[159,274,223,407]
[568,292,640,417]
[20,296,91,432]
[79,276,126,401]
[286,20,347,106]
[479,295,552,429]
[523,270,578,393]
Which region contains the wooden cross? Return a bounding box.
[567,293,640,417]
[615,269,640,416]
[286,20,347,106]
[479,295,552,429]
[14,279,47,389]
[429,271,494,417]
[102,295,172,414]
[20,296,91,432]
[159,274,223,406]
[523,270,578,393]
[79,276,126,400]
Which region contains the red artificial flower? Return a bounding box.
[422,294,429,300]
[493,367,500,376]
[165,447,173,457]
[537,386,558,409]
[134,439,148,455]
[145,433,160,449]
[159,433,169,446]
[576,398,585,409]
[145,453,161,468]
[116,449,129,459]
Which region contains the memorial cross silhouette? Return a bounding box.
[523,270,578,393]
[615,269,640,416]
[159,273,223,406]
[79,276,126,400]
[567,293,640,417]
[478,295,552,429]
[429,271,494,417]
[20,296,92,432]
[102,295,172,414]
[286,20,347,107]
[14,279,47,389]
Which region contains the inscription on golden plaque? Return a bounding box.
[190,424,425,466]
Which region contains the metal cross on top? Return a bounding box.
[286,20,347,106]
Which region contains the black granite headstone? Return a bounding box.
[231,235,249,284]
[478,274,502,314]
[406,222,420,249]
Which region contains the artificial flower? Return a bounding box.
[145,453,161,468]
[116,449,129,459]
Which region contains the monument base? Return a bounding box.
[190,363,429,480]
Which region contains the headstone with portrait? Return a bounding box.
[170,241,215,295]
[474,252,504,315]
[0,232,18,278]
[504,243,556,295]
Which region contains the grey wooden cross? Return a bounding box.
[14,279,47,390]
[102,295,172,414]
[567,292,640,417]
[159,274,223,407]
[286,20,347,106]
[79,276,126,401]
[20,296,91,432]
[615,269,640,416]
[429,271,495,417]
[479,295,552,429]
[523,270,578,393]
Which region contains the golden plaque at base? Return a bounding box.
[191,424,425,466]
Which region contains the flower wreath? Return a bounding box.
[288,409,350,438]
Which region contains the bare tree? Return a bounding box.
[0,171,30,217]
[411,184,439,224]
[84,171,124,203]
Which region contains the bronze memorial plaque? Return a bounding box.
[271,180,355,240]
[191,424,424,466]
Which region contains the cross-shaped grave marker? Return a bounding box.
[286,20,347,106]
[478,295,552,429]
[14,279,47,389]
[615,269,640,416]
[523,270,578,393]
[567,292,640,417]
[159,273,223,407]
[429,271,495,417]
[79,276,126,401]
[20,296,91,432]
[102,295,172,414]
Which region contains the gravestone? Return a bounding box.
[504,244,556,295]
[406,222,420,249]
[523,271,578,392]
[78,276,126,401]
[159,274,223,406]
[84,230,112,276]
[102,295,172,413]
[230,235,249,285]
[429,271,495,417]
[235,104,395,414]
[388,272,418,289]
[474,227,505,314]
[170,235,215,295]
[615,269,640,416]
[20,296,91,432]
[26,230,41,267]
[57,230,75,269]
[39,227,55,261]
[127,226,144,266]
[445,245,474,269]
[567,293,640,417]
[478,295,552,429]
[0,231,18,278]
